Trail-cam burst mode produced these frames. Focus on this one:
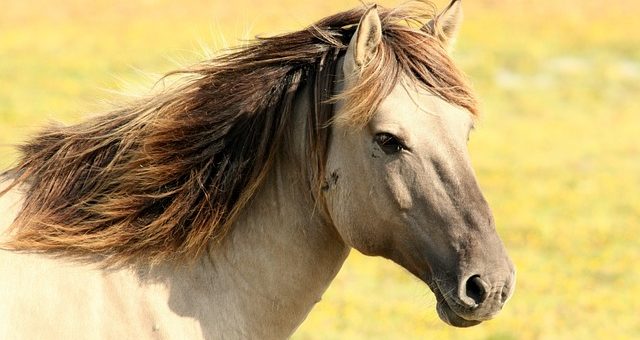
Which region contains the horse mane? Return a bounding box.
[0,2,477,265]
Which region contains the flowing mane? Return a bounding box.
[0,2,477,265]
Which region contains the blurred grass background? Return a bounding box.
[1,0,639,339]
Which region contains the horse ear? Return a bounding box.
[344,5,382,75]
[424,0,463,51]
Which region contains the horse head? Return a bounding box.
[324,2,515,327]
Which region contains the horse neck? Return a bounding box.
[159,81,350,338]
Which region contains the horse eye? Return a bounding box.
[374,133,405,154]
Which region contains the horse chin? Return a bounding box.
[435,300,482,328]
[403,259,485,328]
[425,276,482,328]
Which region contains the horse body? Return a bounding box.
[0,1,515,338]
[0,186,344,339]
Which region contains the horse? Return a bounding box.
[0,1,515,338]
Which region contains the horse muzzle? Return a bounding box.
[429,271,516,328]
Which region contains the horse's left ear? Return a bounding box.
[423,0,463,51]
[344,5,382,76]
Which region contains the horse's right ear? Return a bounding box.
[344,5,382,76]
[423,0,463,51]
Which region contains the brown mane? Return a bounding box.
[0,2,477,265]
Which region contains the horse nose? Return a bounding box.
[460,275,489,307]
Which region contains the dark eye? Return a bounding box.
[374,133,405,154]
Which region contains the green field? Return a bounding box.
[1,0,639,338]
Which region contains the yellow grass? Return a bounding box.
[1,0,639,338]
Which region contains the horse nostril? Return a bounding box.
[500,283,511,304]
[465,275,489,306]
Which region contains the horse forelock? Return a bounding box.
[0,1,477,265]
